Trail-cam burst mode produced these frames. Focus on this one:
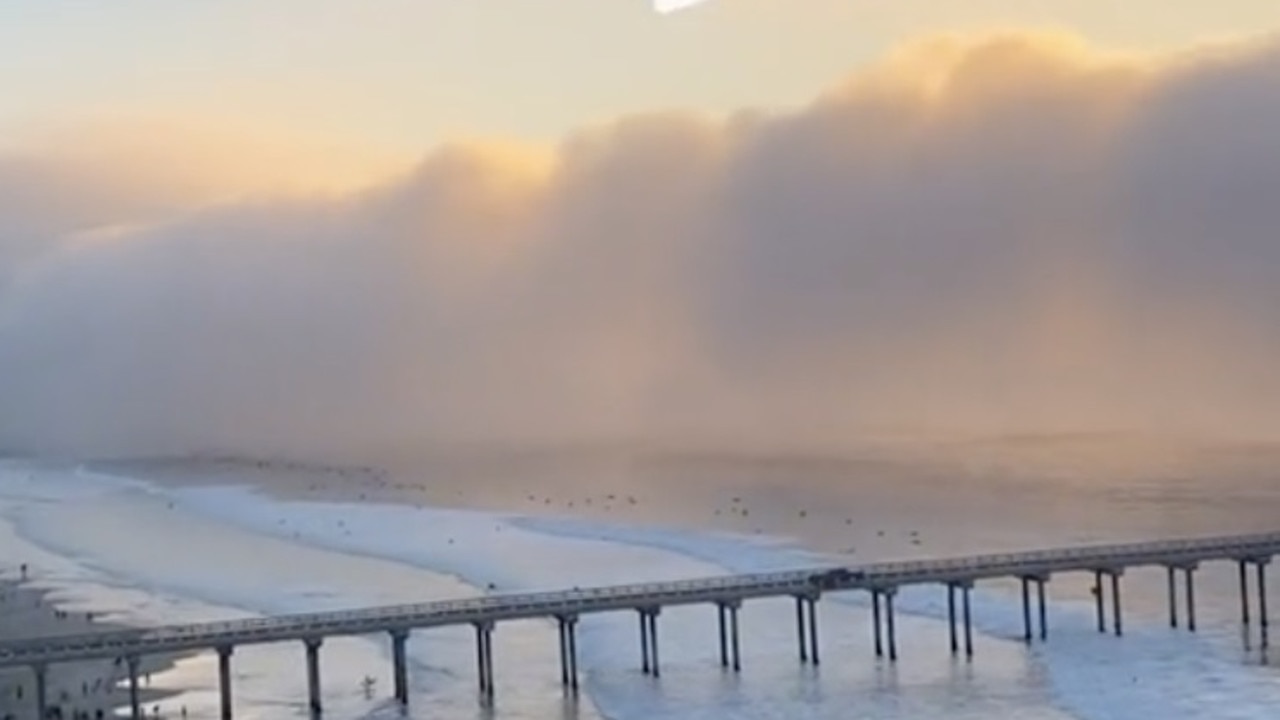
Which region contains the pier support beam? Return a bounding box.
[1020,577,1033,644]
[1111,570,1124,637]
[556,615,579,693]
[961,582,974,658]
[1090,569,1123,635]
[1036,576,1049,641]
[33,664,47,720]
[1258,559,1271,650]
[947,584,958,655]
[793,595,820,665]
[390,630,409,705]
[473,622,494,702]
[808,597,821,666]
[1093,570,1106,633]
[794,596,807,663]
[872,590,884,658]
[304,638,323,718]
[1240,560,1252,634]
[638,608,661,677]
[729,603,742,672]
[217,645,234,720]
[867,589,899,661]
[1238,558,1273,650]
[1167,566,1179,628]
[1185,565,1198,632]
[127,655,142,720]
[716,601,742,672]
[884,589,898,661]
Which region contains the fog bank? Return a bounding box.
[3,31,1280,460]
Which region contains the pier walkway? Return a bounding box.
[4,530,1279,719]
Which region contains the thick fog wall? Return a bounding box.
[2,32,1280,459]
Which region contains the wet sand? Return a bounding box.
[0,572,184,720]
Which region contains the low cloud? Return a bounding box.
[3,31,1280,460]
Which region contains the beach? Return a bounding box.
[5,444,1280,720]
[0,574,180,720]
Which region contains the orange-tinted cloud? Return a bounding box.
[2,31,1280,459]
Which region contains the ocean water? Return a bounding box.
[1,458,1278,720]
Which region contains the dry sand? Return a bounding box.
[0,570,183,720]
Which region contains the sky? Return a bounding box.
[5,1,1280,155]
[2,2,1280,460]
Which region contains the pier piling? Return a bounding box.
[33,664,47,720]
[1036,577,1049,641]
[649,610,661,677]
[717,603,728,668]
[1093,570,1105,633]
[1186,565,1198,632]
[1259,561,1270,649]
[947,584,958,654]
[127,655,142,720]
[637,608,661,677]
[217,645,234,720]
[794,597,808,663]
[1110,571,1123,637]
[390,630,409,704]
[717,601,742,671]
[556,616,578,692]
[872,590,883,658]
[304,638,323,718]
[1020,577,1032,643]
[638,610,650,675]
[885,589,898,662]
[729,603,742,672]
[1240,560,1252,630]
[808,597,821,666]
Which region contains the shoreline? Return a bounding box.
[0,574,185,720]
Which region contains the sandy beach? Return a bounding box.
[0,572,183,720]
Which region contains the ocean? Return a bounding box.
[1,448,1278,720]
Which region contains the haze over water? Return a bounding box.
[3,2,1280,718]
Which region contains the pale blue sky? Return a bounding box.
[3,0,1280,154]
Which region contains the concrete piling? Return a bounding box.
[127,655,142,720]
[947,584,958,655]
[217,645,234,720]
[33,664,47,720]
[304,638,323,718]
[473,622,494,702]
[1186,565,1198,632]
[557,615,578,693]
[717,601,742,671]
[872,590,883,658]
[390,630,409,704]
[637,608,661,677]
[884,590,897,662]
[1258,561,1270,649]
[1020,577,1032,643]
[794,597,808,664]
[1093,570,1106,633]
[1110,571,1123,637]
[1036,577,1049,641]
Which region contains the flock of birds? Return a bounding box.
[168,456,928,555]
